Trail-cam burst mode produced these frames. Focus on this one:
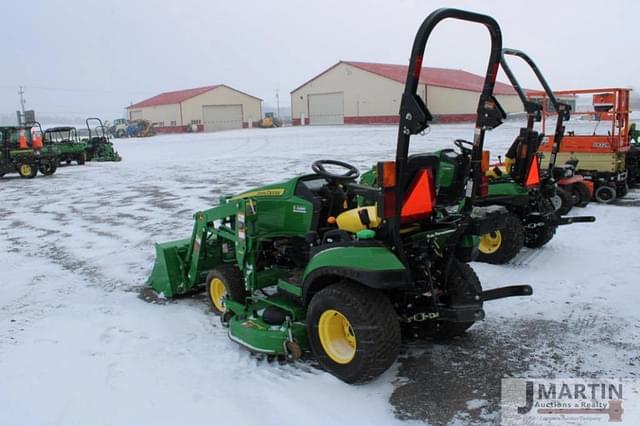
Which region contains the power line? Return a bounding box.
[27,85,156,95]
[36,111,124,115]
[0,84,156,95]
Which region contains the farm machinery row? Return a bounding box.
[146,8,603,384]
[0,118,121,180]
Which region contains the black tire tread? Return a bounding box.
[476,212,524,265]
[554,186,573,215]
[308,281,400,384]
[524,223,557,248]
[434,260,483,339]
[17,163,37,179]
[571,182,591,207]
[205,264,247,315]
[594,185,616,203]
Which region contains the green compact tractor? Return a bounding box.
[148,9,532,383]
[85,118,122,162]
[473,49,595,264]
[0,125,59,179]
[43,126,87,165]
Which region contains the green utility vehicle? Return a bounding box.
[148,9,533,384]
[1,125,59,178]
[85,118,122,162]
[43,126,87,165]
[473,49,595,264]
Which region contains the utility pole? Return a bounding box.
[19,86,26,114]
[17,86,26,125]
[275,88,280,119]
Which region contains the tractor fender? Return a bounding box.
[557,175,584,185]
[301,246,408,305]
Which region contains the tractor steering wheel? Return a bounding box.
[454,139,474,154]
[312,159,360,183]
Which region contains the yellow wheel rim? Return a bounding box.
[209,278,226,312]
[20,164,32,176]
[318,309,357,364]
[479,230,502,254]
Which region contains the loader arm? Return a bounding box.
[183,200,243,289]
[149,198,249,296]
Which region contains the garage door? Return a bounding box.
[203,105,243,132]
[129,110,142,120]
[309,93,344,125]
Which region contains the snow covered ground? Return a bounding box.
[1,123,639,425]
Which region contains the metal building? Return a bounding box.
[127,85,262,133]
[291,61,523,125]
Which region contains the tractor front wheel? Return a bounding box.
[476,213,524,264]
[433,260,483,339]
[551,186,573,215]
[524,222,557,248]
[205,265,247,315]
[38,160,57,176]
[17,163,37,179]
[77,153,86,165]
[307,281,400,384]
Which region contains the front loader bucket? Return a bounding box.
[148,238,191,297]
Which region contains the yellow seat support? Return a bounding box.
[336,206,381,233]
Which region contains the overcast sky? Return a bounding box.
[1,0,638,122]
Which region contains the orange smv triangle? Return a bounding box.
[525,157,540,187]
[401,169,434,221]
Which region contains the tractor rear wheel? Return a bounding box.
[307,281,400,383]
[431,260,482,339]
[17,163,37,179]
[571,182,591,207]
[551,186,573,215]
[524,222,557,248]
[206,265,247,315]
[476,213,524,264]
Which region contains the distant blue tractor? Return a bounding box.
[109,118,156,138]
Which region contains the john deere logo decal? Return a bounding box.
[232,188,285,199]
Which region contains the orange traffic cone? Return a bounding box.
[18,129,28,149]
[32,132,43,150]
